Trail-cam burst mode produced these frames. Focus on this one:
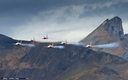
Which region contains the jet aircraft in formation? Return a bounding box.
[86,44,92,48]
[47,43,54,48]
[15,41,22,46]
[14,35,120,49]
[61,40,68,45]
[30,37,36,42]
[42,35,48,39]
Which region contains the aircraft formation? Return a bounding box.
[14,35,65,49]
[14,35,120,49]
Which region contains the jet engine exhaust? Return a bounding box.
[54,46,65,49]
[22,43,35,47]
[93,42,120,48]
[70,42,84,46]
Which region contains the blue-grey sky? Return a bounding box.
[0,0,128,42]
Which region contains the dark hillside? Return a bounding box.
[0,39,128,80]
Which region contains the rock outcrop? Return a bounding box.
[104,17,124,40]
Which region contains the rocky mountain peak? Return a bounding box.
[104,16,124,40]
[80,16,127,59]
[80,16,124,44]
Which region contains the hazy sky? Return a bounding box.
[0,0,128,42]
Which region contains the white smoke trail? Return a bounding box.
[70,42,84,46]
[54,46,65,49]
[93,42,120,48]
[22,43,35,47]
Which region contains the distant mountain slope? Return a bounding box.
[0,34,17,57]
[0,34,128,80]
[0,34,14,42]
[80,16,128,59]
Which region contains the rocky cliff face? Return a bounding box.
[104,17,124,40]
[80,16,128,59]
[0,34,128,80]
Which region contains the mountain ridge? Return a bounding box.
[0,16,128,80]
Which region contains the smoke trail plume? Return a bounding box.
[70,42,84,46]
[54,46,65,49]
[93,42,120,48]
[22,43,35,47]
